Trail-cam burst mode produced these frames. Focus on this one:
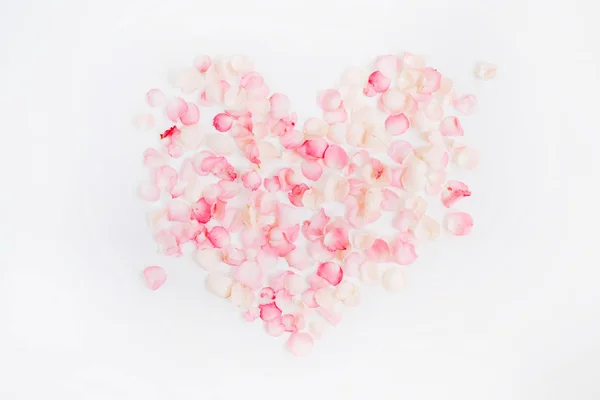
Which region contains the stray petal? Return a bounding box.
[143,266,167,290]
[453,94,477,115]
[359,261,380,285]
[286,332,313,357]
[385,113,410,136]
[323,144,349,169]
[382,268,405,292]
[445,212,474,236]
[440,116,464,136]
[301,160,324,181]
[180,102,200,125]
[454,146,479,169]
[441,180,471,208]
[207,226,230,248]
[474,62,497,80]
[146,89,166,107]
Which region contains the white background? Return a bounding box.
[1,0,599,399]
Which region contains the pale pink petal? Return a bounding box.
[146,89,166,107]
[420,67,442,94]
[264,176,281,192]
[445,212,474,236]
[278,168,299,191]
[284,274,308,295]
[440,116,464,136]
[323,144,348,169]
[322,226,350,252]
[299,160,322,181]
[359,261,380,284]
[213,113,234,132]
[346,123,367,146]
[265,317,285,336]
[343,252,364,277]
[351,230,376,250]
[317,307,342,326]
[425,102,444,121]
[221,246,245,266]
[143,266,167,290]
[390,236,418,265]
[206,271,233,298]
[327,123,346,144]
[256,248,278,270]
[323,105,348,124]
[316,262,343,286]
[285,248,310,271]
[301,289,319,308]
[307,240,335,262]
[308,273,329,290]
[366,70,391,94]
[415,215,440,241]
[303,118,329,138]
[382,188,401,211]
[382,90,411,115]
[324,175,350,202]
[382,268,405,292]
[281,314,298,333]
[207,226,230,248]
[366,238,390,261]
[259,302,282,321]
[315,287,337,310]
[454,146,479,169]
[194,55,212,73]
[286,332,313,356]
[280,129,305,149]
[167,200,191,222]
[375,55,398,78]
[269,93,291,119]
[241,170,262,191]
[309,320,327,340]
[388,140,413,164]
[133,113,155,131]
[352,150,371,167]
[235,261,263,289]
[138,182,160,202]
[143,148,166,168]
[441,180,472,208]
[318,89,342,112]
[243,307,260,322]
[154,165,178,191]
[166,97,188,122]
[385,113,410,136]
[474,62,497,80]
[392,209,418,231]
[180,102,200,125]
[453,94,477,115]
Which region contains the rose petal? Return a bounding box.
[259,302,282,321]
[474,62,497,80]
[453,94,477,115]
[286,332,313,357]
[207,226,230,248]
[301,160,324,181]
[440,116,464,136]
[359,261,380,285]
[269,93,291,119]
[323,144,348,169]
[206,271,233,298]
[445,212,474,236]
[382,268,405,292]
[454,146,479,169]
[143,266,167,290]
[146,89,166,107]
[441,180,471,208]
[166,97,188,122]
[213,113,234,132]
[318,89,342,112]
[385,113,410,136]
[388,140,413,164]
[316,262,344,286]
[180,102,200,125]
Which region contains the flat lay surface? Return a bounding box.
[1,0,598,399]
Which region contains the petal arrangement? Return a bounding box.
[136,53,495,356]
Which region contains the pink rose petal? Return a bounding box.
[301,160,324,181]
[441,180,472,208]
[316,262,343,286]
[259,302,283,322]
[207,226,230,248]
[385,113,410,136]
[445,212,474,236]
[166,97,188,122]
[286,332,313,357]
[213,113,234,132]
[143,265,167,290]
[440,116,464,137]
[323,144,348,169]
[146,89,166,107]
[453,94,477,115]
[318,89,342,112]
[388,140,413,164]
[180,102,200,125]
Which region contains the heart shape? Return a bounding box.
[135,52,482,356]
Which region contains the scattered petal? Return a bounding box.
[445,212,474,236]
[316,262,344,286]
[382,268,405,292]
[301,160,324,181]
[441,180,471,208]
[474,62,497,80]
[143,266,167,290]
[385,113,410,136]
[286,332,313,356]
[206,271,233,298]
